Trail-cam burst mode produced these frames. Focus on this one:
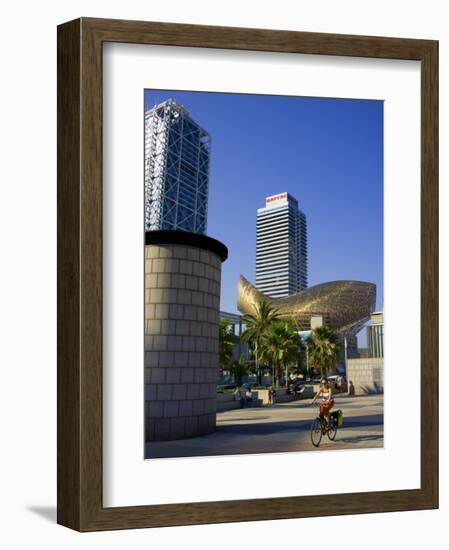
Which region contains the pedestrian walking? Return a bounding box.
[234,387,245,408]
[245,389,253,407]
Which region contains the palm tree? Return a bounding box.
[306,326,340,377]
[259,320,303,387]
[218,319,238,375]
[231,355,250,387]
[242,300,280,384]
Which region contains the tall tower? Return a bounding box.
[256,192,307,298]
[144,99,211,234]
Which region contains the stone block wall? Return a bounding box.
[144,242,222,441]
[346,357,384,395]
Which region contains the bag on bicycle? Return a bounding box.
[330,409,343,427]
[336,409,343,427]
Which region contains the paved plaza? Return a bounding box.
[145,394,384,459]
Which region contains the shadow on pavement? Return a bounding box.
[216,414,383,436]
[273,402,382,411]
[217,418,310,435]
[342,414,384,428]
[217,416,271,422]
[146,413,384,459]
[339,434,384,444]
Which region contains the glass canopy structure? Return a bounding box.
[144,99,211,234]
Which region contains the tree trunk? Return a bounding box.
[275,363,282,388]
[255,341,262,385]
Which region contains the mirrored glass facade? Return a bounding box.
[145,99,210,234]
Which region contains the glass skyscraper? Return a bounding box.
[144,99,211,234]
[256,192,308,298]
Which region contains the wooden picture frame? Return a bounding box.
[57,17,438,531]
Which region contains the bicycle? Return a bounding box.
[310,403,338,447]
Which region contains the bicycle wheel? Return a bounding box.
[310,417,322,447]
[328,418,338,441]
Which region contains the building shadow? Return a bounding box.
[359,384,384,395]
[146,413,384,458]
[216,418,311,435]
[342,414,384,428]
[216,413,383,436]
[217,416,271,422]
[339,434,384,444]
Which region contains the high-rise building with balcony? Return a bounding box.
[256,192,308,298]
[144,99,211,234]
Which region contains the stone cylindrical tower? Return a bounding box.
[144,231,228,442]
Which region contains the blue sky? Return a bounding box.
[144,90,384,317]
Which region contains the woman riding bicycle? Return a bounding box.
[311,377,334,426]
